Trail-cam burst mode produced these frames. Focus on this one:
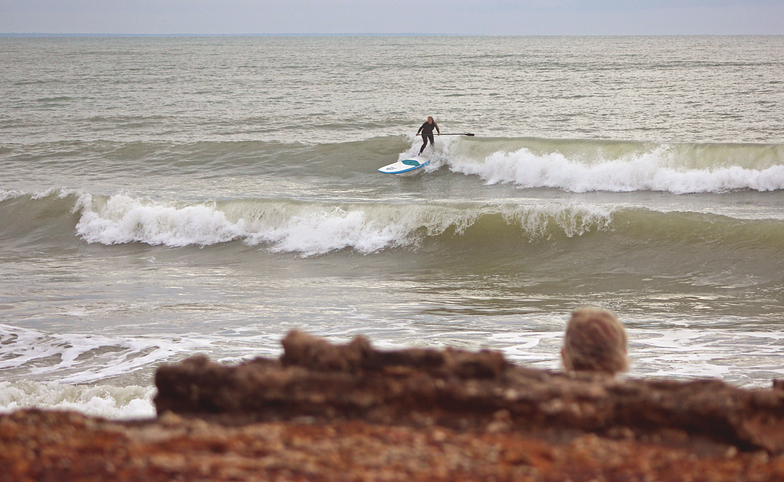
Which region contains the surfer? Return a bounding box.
[416,116,440,155]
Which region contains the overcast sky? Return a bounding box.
[1,0,782,36]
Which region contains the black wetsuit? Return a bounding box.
[417,121,439,154]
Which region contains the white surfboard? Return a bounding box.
[378,156,430,175]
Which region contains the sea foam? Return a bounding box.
[73,193,614,255]
[449,146,784,193]
[0,323,220,384]
[75,193,246,246]
[0,380,156,420]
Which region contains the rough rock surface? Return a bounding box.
[156,330,784,453]
[5,331,784,481]
[4,409,784,481]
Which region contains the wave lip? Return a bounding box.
[448,142,784,194]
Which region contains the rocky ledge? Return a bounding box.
[4,330,784,481]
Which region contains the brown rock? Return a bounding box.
[4,409,784,481]
[154,330,784,454]
[280,329,509,378]
[281,330,373,372]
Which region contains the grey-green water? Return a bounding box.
[1,36,784,418]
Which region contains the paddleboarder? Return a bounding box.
[416,116,440,155]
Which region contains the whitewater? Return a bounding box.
[1,35,784,419]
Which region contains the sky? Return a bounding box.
[1,0,783,36]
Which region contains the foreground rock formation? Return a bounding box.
[3,330,784,481]
[4,408,784,481]
[156,330,784,454]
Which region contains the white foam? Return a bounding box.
[30,187,79,200]
[72,192,615,255]
[247,206,413,255]
[75,193,246,246]
[0,380,156,420]
[0,189,24,202]
[449,146,784,194]
[403,133,455,167]
[0,323,215,384]
[0,323,288,418]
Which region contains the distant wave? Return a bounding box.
[445,140,784,194]
[5,136,783,194]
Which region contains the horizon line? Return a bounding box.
[2,33,780,38]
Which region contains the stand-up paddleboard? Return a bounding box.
[378,156,430,175]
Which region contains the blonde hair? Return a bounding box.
[561,307,628,375]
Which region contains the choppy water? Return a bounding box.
[2,35,784,419]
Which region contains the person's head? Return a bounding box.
[427,116,434,124]
[561,307,628,375]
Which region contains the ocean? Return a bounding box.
[1,35,783,419]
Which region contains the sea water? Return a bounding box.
[1,36,784,419]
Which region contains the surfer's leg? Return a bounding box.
[419,134,434,154]
[419,135,429,154]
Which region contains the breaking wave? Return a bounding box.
[71,192,613,255]
[447,140,784,193]
[4,188,784,257]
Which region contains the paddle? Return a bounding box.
[416,133,475,136]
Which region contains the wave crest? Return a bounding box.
[72,194,613,255]
[447,142,784,193]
